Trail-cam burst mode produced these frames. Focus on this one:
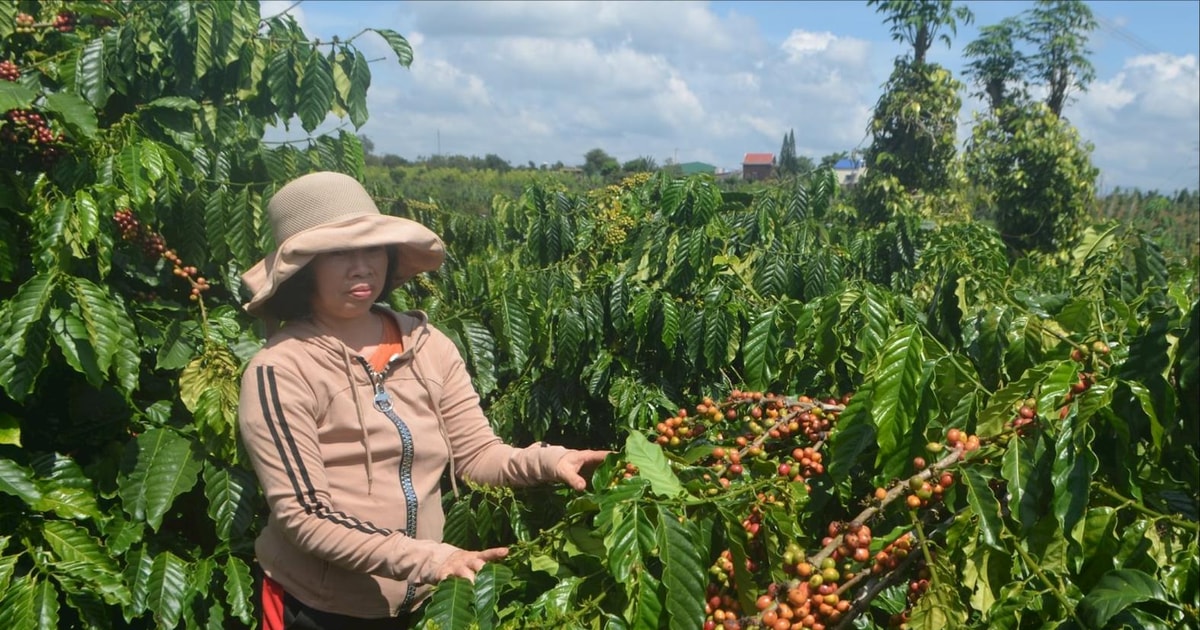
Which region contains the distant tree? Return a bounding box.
[778,129,800,177]
[795,155,816,175]
[1026,0,1097,117]
[443,154,474,170]
[482,153,512,173]
[583,148,620,178]
[381,154,408,168]
[868,0,973,65]
[622,156,658,173]
[963,1,1095,119]
[358,134,376,155]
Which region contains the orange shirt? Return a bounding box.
[369,312,404,372]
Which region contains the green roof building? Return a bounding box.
[678,161,716,176]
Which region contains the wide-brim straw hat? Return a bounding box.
[241,171,445,316]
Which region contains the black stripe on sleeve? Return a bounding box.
[259,365,392,536]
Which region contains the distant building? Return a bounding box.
[833,157,866,187]
[678,161,717,176]
[742,153,775,182]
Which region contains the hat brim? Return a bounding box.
[242,214,445,316]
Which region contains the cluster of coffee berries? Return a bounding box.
[710,446,743,482]
[53,11,76,33]
[1066,372,1093,402]
[869,532,914,575]
[944,428,980,453]
[4,110,58,144]
[654,406,707,447]
[1009,398,1038,434]
[1055,371,1095,419]
[902,459,955,510]
[707,549,756,591]
[112,208,212,300]
[621,462,637,479]
[821,521,873,565]
[1069,340,1111,363]
[14,13,35,34]
[702,581,744,630]
[791,396,844,443]
[1,109,66,166]
[741,507,764,540]
[765,555,851,629]
[0,60,19,82]
[906,567,931,606]
[112,207,146,244]
[780,446,824,481]
[887,562,932,627]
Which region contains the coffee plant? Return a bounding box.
[0,0,414,626]
[1,1,1196,629]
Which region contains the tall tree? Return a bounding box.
[868,0,973,65]
[861,0,971,211]
[963,17,1029,114]
[779,129,800,177]
[963,2,1100,254]
[853,1,972,287]
[1025,0,1097,117]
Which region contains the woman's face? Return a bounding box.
[308,246,389,322]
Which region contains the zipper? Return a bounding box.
[353,354,420,611]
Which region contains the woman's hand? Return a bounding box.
[435,547,509,583]
[555,449,611,491]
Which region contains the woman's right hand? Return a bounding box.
[435,546,509,583]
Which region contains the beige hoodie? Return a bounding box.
[237,307,568,618]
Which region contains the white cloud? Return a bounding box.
[407,1,748,57]
[1075,53,1200,191]
[409,58,493,110]
[783,31,838,59]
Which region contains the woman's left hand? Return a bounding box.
[555,449,611,491]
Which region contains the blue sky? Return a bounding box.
[262,1,1200,193]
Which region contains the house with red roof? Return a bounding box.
[742,153,775,182]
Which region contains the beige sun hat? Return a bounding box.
[241,171,445,316]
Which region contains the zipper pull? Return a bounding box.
[373,390,393,413]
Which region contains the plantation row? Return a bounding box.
[387,172,1198,629]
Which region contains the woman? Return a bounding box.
[237,171,608,629]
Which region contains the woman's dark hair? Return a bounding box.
[261,247,400,322]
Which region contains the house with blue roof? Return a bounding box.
[833,157,866,187]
